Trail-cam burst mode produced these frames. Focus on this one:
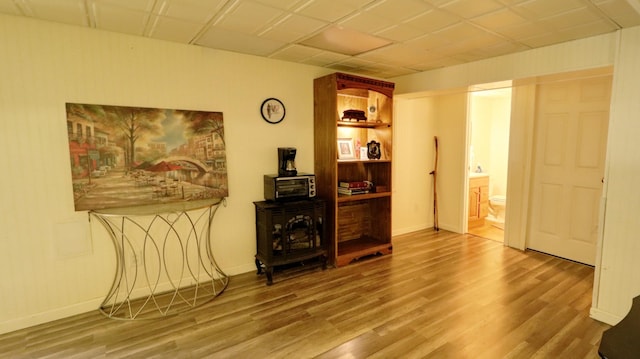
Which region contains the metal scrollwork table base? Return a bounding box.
[89,199,229,320]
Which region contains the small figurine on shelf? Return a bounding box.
[342,109,367,122]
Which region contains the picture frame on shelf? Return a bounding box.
[360,147,368,159]
[367,140,381,159]
[337,138,355,160]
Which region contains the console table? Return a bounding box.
[90,198,229,320]
[254,199,327,285]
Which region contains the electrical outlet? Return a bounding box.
[128,251,137,269]
[126,249,144,270]
[136,249,144,267]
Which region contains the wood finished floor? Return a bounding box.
[468,221,504,243]
[0,229,609,358]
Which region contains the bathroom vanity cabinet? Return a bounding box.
[469,175,489,228]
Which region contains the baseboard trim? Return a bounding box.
[0,298,104,335]
[0,267,256,336]
[392,224,430,236]
[590,306,622,326]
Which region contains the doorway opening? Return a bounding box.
[466,82,512,243]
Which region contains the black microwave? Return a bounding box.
[264,173,316,201]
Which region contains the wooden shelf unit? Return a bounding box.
[314,72,394,267]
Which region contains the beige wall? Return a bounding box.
[392,97,436,234]
[0,14,331,333]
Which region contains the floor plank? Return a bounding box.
[0,229,609,358]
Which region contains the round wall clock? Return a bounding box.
[261,98,286,124]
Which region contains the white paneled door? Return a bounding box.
[527,75,612,265]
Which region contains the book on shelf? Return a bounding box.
[338,187,369,195]
[338,181,371,189]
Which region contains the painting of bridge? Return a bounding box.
[65,102,229,211]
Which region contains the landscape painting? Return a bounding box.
[66,103,229,211]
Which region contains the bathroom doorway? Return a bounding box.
[466,82,512,243]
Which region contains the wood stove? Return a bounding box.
[254,199,326,285]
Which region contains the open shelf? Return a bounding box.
[337,159,391,164]
[337,191,391,202]
[337,120,391,128]
[337,236,393,266]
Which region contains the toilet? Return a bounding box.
[488,195,507,229]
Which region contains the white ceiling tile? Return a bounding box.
[332,58,409,78]
[558,19,618,39]
[89,0,155,12]
[301,51,350,66]
[253,0,301,10]
[515,0,586,20]
[494,0,529,4]
[595,0,640,26]
[146,15,203,42]
[338,10,397,33]
[450,50,487,63]
[270,44,324,62]
[471,8,529,29]
[296,0,367,22]
[542,7,613,30]
[434,22,486,41]
[403,9,461,33]
[431,40,479,56]
[215,1,284,34]
[326,62,362,73]
[406,33,452,50]
[21,0,88,26]
[467,31,507,47]
[365,0,433,22]
[482,40,530,57]
[300,26,391,55]
[375,24,428,42]
[334,57,379,69]
[423,0,460,7]
[442,0,504,19]
[517,30,574,48]
[196,26,285,55]
[411,56,466,71]
[260,13,327,42]
[91,3,150,34]
[493,20,549,40]
[153,0,226,23]
[358,43,432,65]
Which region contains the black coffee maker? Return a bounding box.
[278,147,297,176]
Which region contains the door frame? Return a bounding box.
[464,84,513,237]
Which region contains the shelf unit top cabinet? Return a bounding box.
[314,72,394,267]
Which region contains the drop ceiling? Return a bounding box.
[1,0,639,79]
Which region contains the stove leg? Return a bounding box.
[265,266,273,285]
